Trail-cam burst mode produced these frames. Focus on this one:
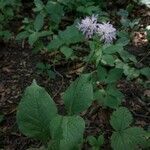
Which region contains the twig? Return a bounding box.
[52,67,64,99]
[131,110,150,119]
[137,50,150,63]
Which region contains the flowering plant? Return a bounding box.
[14,1,149,150]
[77,15,116,43]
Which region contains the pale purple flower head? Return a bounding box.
[97,22,117,43]
[77,15,98,38]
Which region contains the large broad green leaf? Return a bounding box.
[111,127,145,150]
[50,115,85,150]
[110,107,133,131]
[17,80,57,141]
[63,74,93,115]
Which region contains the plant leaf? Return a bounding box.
[104,95,122,109]
[34,13,44,31]
[105,68,123,83]
[28,32,39,46]
[47,36,63,51]
[46,1,64,24]
[117,49,137,63]
[102,44,123,54]
[140,67,150,78]
[106,84,124,99]
[59,25,84,45]
[63,74,93,115]
[111,127,146,150]
[34,0,44,11]
[47,25,83,51]
[17,80,57,141]
[97,134,104,147]
[87,136,98,146]
[102,54,115,66]
[110,107,133,131]
[16,31,30,41]
[97,65,107,82]
[50,115,85,150]
[60,46,73,59]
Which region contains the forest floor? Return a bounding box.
[0,3,150,150]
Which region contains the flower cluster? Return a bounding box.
[77,15,116,43]
[77,15,98,38]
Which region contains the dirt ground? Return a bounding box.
[0,3,150,150]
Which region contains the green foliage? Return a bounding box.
[140,67,150,79]
[50,115,85,150]
[17,79,88,149]
[60,46,74,59]
[17,80,57,141]
[117,9,140,29]
[34,13,44,32]
[140,130,150,149]
[87,134,104,150]
[0,0,21,40]
[76,2,99,15]
[16,16,52,47]
[94,65,124,109]
[16,0,64,48]
[33,0,64,24]
[89,40,140,79]
[110,107,133,131]
[13,1,149,150]
[36,62,56,79]
[110,107,147,150]
[45,1,64,24]
[63,74,93,115]
[47,25,84,51]
[94,85,124,109]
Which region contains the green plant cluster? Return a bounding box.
[0,0,21,40]
[17,78,149,150]
[16,1,149,149]
[0,0,149,149]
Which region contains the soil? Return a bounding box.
[0,2,150,150]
